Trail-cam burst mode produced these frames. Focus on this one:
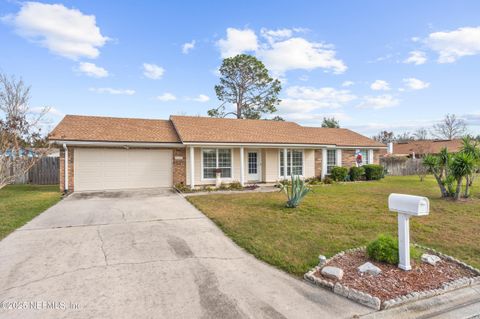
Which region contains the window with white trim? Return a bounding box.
[202,148,232,179]
[358,149,369,165]
[327,149,336,174]
[280,150,303,177]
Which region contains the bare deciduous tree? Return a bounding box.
[431,114,467,140]
[0,73,50,189]
[413,127,429,140]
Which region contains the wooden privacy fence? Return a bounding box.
[12,157,59,185]
[380,157,427,176]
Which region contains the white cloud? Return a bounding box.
[426,26,480,63]
[403,77,430,90]
[279,86,356,113]
[2,2,108,60]
[370,80,390,91]
[257,37,347,75]
[182,40,195,54]
[342,81,354,87]
[216,28,258,58]
[156,93,176,101]
[191,94,210,102]
[31,106,64,117]
[143,63,164,80]
[356,95,400,109]
[89,87,135,95]
[216,27,346,76]
[282,112,351,123]
[77,62,108,78]
[404,50,427,65]
[260,28,294,43]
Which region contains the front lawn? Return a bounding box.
[188,176,480,276]
[0,185,61,240]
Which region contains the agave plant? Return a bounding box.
[279,175,311,208]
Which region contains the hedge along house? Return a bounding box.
[48,115,386,192]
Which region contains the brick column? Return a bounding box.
[173,148,186,185]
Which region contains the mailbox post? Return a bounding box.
[388,193,429,271]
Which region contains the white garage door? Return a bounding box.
[74,148,173,191]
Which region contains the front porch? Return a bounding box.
[185,146,318,188]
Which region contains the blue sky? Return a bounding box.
[1,0,480,137]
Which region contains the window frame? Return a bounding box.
[201,148,233,180]
[326,149,337,174]
[356,149,370,166]
[278,149,305,178]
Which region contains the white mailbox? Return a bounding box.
[388,193,429,216]
[388,193,430,271]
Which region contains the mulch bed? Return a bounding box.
[314,250,477,301]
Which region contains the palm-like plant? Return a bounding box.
[280,175,311,208]
[460,137,480,197]
[423,154,448,197]
[450,152,475,200]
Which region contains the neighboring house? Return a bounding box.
[387,139,463,158]
[48,115,386,192]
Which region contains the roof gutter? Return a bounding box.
[50,140,185,148]
[182,142,387,149]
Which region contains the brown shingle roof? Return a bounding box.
[49,114,384,147]
[392,139,463,155]
[170,116,384,147]
[48,115,180,143]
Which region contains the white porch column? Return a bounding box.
[239,147,245,186]
[368,149,374,164]
[321,148,328,180]
[336,149,342,167]
[283,148,288,180]
[189,146,195,188]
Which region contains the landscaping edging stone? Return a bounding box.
[304,245,480,311]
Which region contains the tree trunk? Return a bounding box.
[433,172,448,198]
[464,175,470,198]
[454,177,463,200]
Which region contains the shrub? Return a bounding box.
[228,181,243,190]
[330,166,349,181]
[363,164,384,180]
[349,166,365,181]
[174,183,193,193]
[217,183,229,190]
[305,177,322,185]
[280,175,311,208]
[367,234,420,265]
[323,176,334,184]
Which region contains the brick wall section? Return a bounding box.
[59,146,74,193]
[342,149,382,168]
[173,148,186,185]
[342,149,357,168]
[314,149,322,178]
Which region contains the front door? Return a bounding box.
[247,151,261,181]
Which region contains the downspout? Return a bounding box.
[62,143,68,193]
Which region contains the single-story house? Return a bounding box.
[48,115,386,192]
[386,139,463,158]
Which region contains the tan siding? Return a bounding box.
[264,148,279,182]
[304,149,315,178]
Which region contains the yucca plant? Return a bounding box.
[279,175,311,208]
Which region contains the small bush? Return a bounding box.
[367,234,420,265]
[174,183,193,193]
[323,176,334,184]
[363,164,384,180]
[330,166,349,182]
[305,177,322,185]
[217,183,229,190]
[349,166,365,181]
[228,181,243,190]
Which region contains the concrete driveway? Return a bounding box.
[0,189,372,319]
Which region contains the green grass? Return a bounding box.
[188,176,480,276]
[0,184,61,240]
